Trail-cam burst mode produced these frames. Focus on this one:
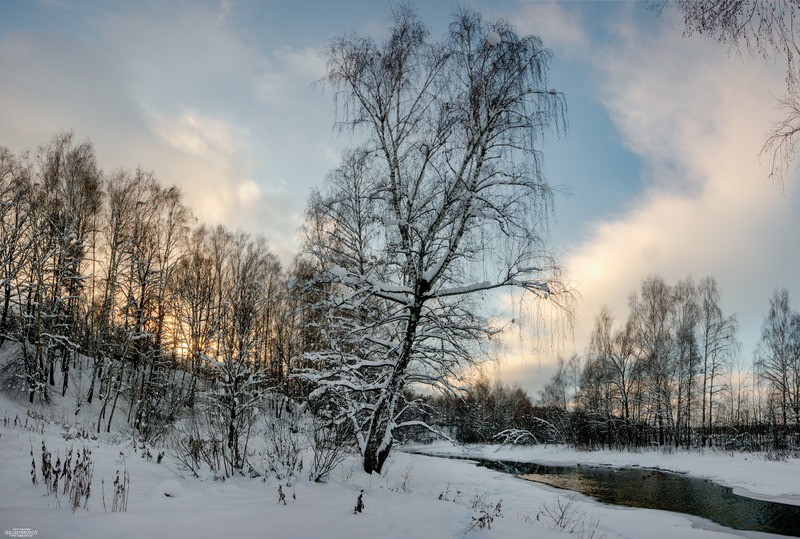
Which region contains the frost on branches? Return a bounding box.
[299,7,566,474]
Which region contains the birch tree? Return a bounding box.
[0,149,33,346]
[15,133,101,403]
[205,233,280,473]
[755,288,800,435]
[587,305,640,437]
[629,275,674,446]
[305,6,565,473]
[672,277,698,448]
[697,276,738,446]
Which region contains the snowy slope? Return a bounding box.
[0,379,794,539]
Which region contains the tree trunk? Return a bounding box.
[363,396,393,474]
[362,299,423,474]
[708,371,715,447]
[228,404,238,470]
[363,435,392,475]
[0,282,12,346]
[61,348,70,397]
[86,356,99,404]
[48,349,56,386]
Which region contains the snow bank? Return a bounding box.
[1,384,794,539]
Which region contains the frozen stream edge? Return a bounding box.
[405,448,799,539]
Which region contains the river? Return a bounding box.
[422,453,800,537]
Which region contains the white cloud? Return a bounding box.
[0,2,340,266]
[512,1,589,53]
[148,110,256,224]
[495,9,800,396]
[237,179,262,204]
[256,46,326,105]
[153,112,240,158]
[566,14,800,371]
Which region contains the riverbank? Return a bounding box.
[406,442,800,506]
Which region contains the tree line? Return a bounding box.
[433,275,800,452]
[0,134,312,441]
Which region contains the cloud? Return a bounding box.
[566,13,800,370]
[0,2,341,266]
[512,1,589,53]
[153,112,241,158]
[148,110,262,226]
[256,46,327,105]
[495,9,800,396]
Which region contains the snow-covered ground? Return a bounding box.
[0,389,797,539]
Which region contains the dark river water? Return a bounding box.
[426,454,800,537]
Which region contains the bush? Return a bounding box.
[263,414,305,485]
[307,418,350,483]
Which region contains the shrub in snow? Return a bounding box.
[62,425,90,441]
[68,447,94,512]
[29,444,37,485]
[112,467,130,512]
[28,440,94,512]
[397,460,414,494]
[61,448,73,495]
[40,441,52,491]
[354,489,364,514]
[763,448,799,462]
[465,495,502,532]
[307,417,350,483]
[536,493,607,536]
[167,415,225,478]
[536,494,606,538]
[439,484,463,504]
[263,414,305,485]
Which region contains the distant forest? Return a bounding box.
[439,276,800,454]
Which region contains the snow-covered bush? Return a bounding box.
[307,417,350,483]
[263,412,305,485]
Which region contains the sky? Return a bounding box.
[1,0,798,397]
